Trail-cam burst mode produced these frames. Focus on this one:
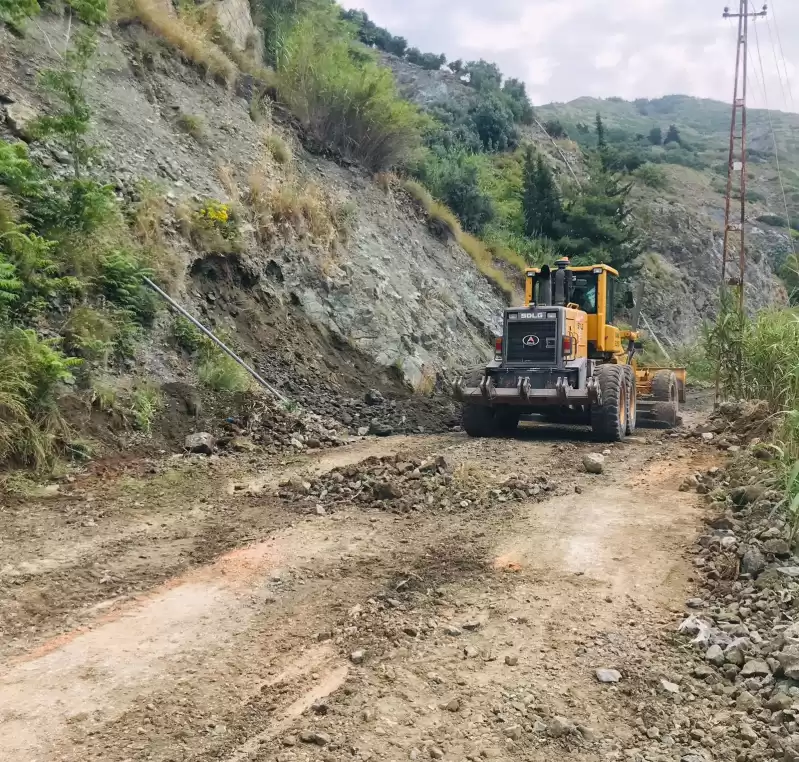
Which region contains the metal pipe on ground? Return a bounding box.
[142,277,287,402]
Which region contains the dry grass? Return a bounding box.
[177,112,207,143]
[126,0,237,85]
[264,132,292,165]
[489,243,528,273]
[413,366,436,396]
[402,179,515,298]
[459,233,515,298]
[247,169,338,249]
[374,172,396,193]
[216,163,242,206]
[130,181,183,289]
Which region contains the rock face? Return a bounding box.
[0,17,505,393]
[215,0,261,51]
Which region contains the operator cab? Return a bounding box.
[526,258,617,324]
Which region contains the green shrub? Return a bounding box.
[130,382,164,433]
[93,251,158,326]
[171,315,204,353]
[634,162,669,189]
[1,0,40,27]
[276,6,426,171]
[178,199,241,253]
[0,328,80,471]
[197,351,251,392]
[62,305,117,365]
[418,151,495,234]
[469,92,519,152]
[757,214,789,227]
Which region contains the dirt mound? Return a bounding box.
[691,398,775,451]
[279,451,554,515]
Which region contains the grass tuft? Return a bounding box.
[264,132,292,165]
[247,170,338,249]
[126,0,237,85]
[177,113,207,143]
[197,352,251,392]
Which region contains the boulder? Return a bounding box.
[185,432,215,454]
[5,101,39,140]
[583,453,605,475]
[741,545,767,577]
[778,645,799,679]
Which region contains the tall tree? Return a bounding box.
[522,147,561,239]
[595,113,606,150]
[664,124,682,145]
[554,154,639,274]
[648,126,663,146]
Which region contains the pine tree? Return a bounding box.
[554,154,639,274]
[522,147,561,239]
[648,126,662,146]
[595,113,606,150]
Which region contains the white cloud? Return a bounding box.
[339,0,799,110]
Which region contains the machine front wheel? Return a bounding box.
[622,365,637,435]
[591,365,628,442]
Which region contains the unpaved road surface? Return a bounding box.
[0,422,715,761]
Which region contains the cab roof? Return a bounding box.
[525,263,620,277]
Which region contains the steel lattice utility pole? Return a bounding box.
[720,2,767,311]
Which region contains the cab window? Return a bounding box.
[571,275,598,314]
[606,275,616,324]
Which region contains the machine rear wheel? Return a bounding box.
[462,405,497,437]
[495,408,521,436]
[652,370,679,427]
[591,365,628,442]
[622,365,637,435]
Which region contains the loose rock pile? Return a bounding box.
[279,453,555,515]
[691,400,776,454]
[672,453,799,761]
[185,396,348,456]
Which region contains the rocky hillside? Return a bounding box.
[383,54,795,346]
[0,7,516,461]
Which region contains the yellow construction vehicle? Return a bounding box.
[454,258,684,441]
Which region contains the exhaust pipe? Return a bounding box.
[538,265,552,306]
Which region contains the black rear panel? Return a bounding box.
[506,319,558,365]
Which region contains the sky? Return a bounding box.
[338,0,799,111]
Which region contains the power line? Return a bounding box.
[750,11,796,254]
[765,0,796,110]
[756,3,790,109]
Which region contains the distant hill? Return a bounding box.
[537,95,799,219]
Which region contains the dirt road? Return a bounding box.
[0,423,713,762]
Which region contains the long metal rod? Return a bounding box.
[640,313,671,362]
[143,277,287,402]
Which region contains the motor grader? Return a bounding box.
[454,258,684,441]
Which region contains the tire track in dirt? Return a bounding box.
[0,427,715,761]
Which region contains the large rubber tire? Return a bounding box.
[462,405,520,437]
[591,365,628,442]
[652,370,679,427]
[622,365,637,435]
[462,405,498,437]
[495,408,521,436]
